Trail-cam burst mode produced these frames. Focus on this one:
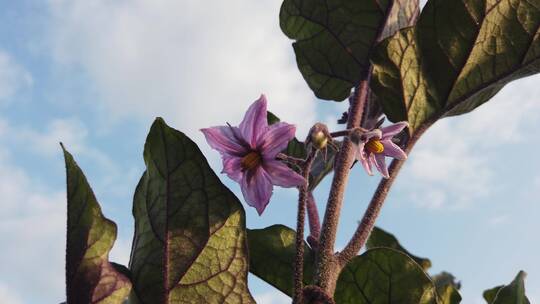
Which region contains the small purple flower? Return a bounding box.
[201,95,305,215]
[353,122,408,178]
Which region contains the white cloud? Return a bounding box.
[401,74,540,209]
[18,117,88,156]
[48,0,317,142]
[0,116,141,303]
[0,150,65,302]
[0,50,32,105]
[0,283,24,304]
[9,117,141,200]
[488,215,510,226]
[254,291,290,304]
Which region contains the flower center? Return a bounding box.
[365,139,384,154]
[241,151,262,171]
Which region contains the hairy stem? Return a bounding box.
[306,192,321,248]
[337,126,429,266]
[314,73,371,293]
[293,152,316,304]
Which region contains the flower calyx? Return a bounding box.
[350,122,409,178]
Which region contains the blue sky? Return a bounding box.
[0,1,538,303]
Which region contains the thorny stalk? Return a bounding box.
[337,124,430,266]
[306,192,320,248]
[314,71,371,294]
[293,151,316,304]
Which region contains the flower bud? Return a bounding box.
[307,123,330,150]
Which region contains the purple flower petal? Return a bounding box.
[239,95,268,148]
[258,122,296,158]
[360,154,373,176]
[381,122,408,139]
[241,167,273,215]
[381,140,407,160]
[222,155,244,182]
[201,126,248,156]
[355,142,367,161]
[373,153,389,178]
[263,160,305,187]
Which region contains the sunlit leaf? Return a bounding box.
[128,118,254,304]
[366,226,432,270]
[63,145,132,304]
[433,272,462,304]
[371,0,540,133]
[484,271,530,304]
[335,248,438,304]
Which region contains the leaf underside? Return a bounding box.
[63,146,132,304]
[335,248,438,304]
[280,0,419,101]
[485,271,530,304]
[371,0,540,133]
[247,225,316,297]
[366,226,432,271]
[128,118,254,304]
[432,272,462,304]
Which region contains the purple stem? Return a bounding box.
[314,72,371,293]
[337,124,430,266]
[293,152,316,304]
[307,192,321,246]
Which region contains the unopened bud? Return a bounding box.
[308,123,330,150]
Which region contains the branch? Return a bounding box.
[314,70,371,293]
[293,152,316,304]
[306,192,321,249]
[337,126,430,266]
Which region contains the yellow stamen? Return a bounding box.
[241,151,262,170]
[365,139,384,154]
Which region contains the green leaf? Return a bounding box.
[432,272,462,304]
[484,285,504,303]
[247,225,315,297]
[266,111,281,125]
[128,118,254,304]
[308,143,338,191]
[484,271,530,304]
[371,0,540,134]
[62,145,132,304]
[366,226,432,271]
[335,248,438,304]
[280,0,419,101]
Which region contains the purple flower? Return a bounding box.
[201,95,305,215]
[353,122,408,178]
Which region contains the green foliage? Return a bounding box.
[335,248,438,304]
[62,145,132,304]
[484,271,530,304]
[433,272,462,304]
[367,226,432,270]
[128,118,254,304]
[484,286,505,304]
[247,225,315,297]
[371,0,540,133]
[280,0,419,100]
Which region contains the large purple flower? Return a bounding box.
[201,95,305,215]
[353,122,408,178]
